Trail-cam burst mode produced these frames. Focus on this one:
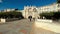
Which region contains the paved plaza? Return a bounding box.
[0,19,34,34]
[0,19,59,34]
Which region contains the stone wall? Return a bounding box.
[6,18,19,22]
[0,19,6,23]
[0,18,19,23]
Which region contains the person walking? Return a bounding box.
[33,18,35,21]
[28,16,32,21]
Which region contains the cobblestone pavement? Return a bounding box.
[0,19,34,34]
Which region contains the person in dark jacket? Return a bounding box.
[33,18,35,21]
[28,16,32,21]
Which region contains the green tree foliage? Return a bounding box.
[53,12,60,19]
[0,11,24,19]
[39,12,54,19]
[39,12,60,19]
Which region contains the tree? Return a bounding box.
[39,11,60,20]
[53,12,60,19]
[0,10,24,19]
[39,12,54,19]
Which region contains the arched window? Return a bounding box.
[33,8,37,12]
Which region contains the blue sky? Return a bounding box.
[0,0,57,10]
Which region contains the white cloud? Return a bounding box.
[0,0,2,3]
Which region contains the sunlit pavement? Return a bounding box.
[0,19,34,34]
[30,19,60,34]
[30,23,59,34]
[0,19,59,34]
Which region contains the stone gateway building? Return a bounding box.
[22,6,39,19]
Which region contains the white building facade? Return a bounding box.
[22,6,38,18]
[22,3,59,19]
[3,9,15,12]
[37,3,58,14]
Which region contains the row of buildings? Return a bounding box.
[0,8,20,12]
[22,0,60,18]
[0,9,15,12]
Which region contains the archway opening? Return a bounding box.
[28,16,32,19]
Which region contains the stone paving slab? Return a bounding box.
[30,23,59,34]
[0,19,33,34]
[35,20,60,33]
[0,19,59,34]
